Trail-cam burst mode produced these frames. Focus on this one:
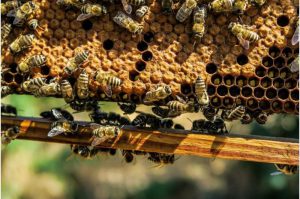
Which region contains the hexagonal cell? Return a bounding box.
[81,20,93,30]
[235,97,246,106]
[284,78,297,89]
[281,47,293,58]
[273,78,284,89]
[217,85,228,96]
[224,75,234,86]
[129,70,140,81]
[260,77,272,88]
[137,41,148,52]
[229,86,240,97]
[143,32,154,43]
[103,39,114,50]
[274,57,285,69]
[211,74,222,85]
[271,100,283,112]
[210,96,221,107]
[206,63,218,74]
[293,47,299,56]
[277,15,289,27]
[241,86,253,98]
[279,68,292,79]
[291,89,299,101]
[266,87,277,99]
[222,97,234,109]
[236,76,247,87]
[142,51,153,61]
[2,72,14,83]
[14,74,23,84]
[255,66,266,77]
[259,100,271,111]
[135,60,147,72]
[130,94,140,103]
[253,87,265,99]
[247,98,258,110]
[262,56,273,68]
[268,46,281,58]
[236,54,248,65]
[248,76,259,87]
[9,63,18,74]
[267,67,279,78]
[181,84,192,95]
[207,84,216,96]
[283,101,295,113]
[278,88,289,100]
[41,65,50,75]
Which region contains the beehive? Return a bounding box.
[1,0,299,116]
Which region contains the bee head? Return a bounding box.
[164,85,172,95]
[29,1,38,10]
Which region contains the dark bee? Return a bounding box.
[148,152,176,166]
[1,103,17,116]
[241,112,253,124]
[173,123,185,130]
[255,112,268,125]
[132,112,161,129]
[89,108,108,125]
[118,102,136,115]
[122,150,135,163]
[132,150,148,155]
[40,108,74,121]
[213,117,228,134]
[70,144,103,159]
[1,126,20,145]
[132,113,148,127]
[151,106,181,118]
[202,105,216,121]
[271,164,299,176]
[118,116,131,125]
[160,119,174,128]
[70,100,98,112]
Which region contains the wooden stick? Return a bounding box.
[1,116,299,165]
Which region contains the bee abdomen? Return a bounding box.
[167,101,186,111]
[227,106,245,120]
[28,55,47,67]
[127,0,145,6]
[74,50,89,65]
[108,76,122,87]
[195,76,206,96]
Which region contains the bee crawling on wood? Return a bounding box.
[113,11,143,35]
[271,164,299,176]
[122,150,135,163]
[94,71,122,97]
[63,50,89,75]
[148,152,177,167]
[1,103,17,116]
[70,99,98,113]
[144,85,172,103]
[9,34,35,54]
[40,108,74,121]
[77,3,107,21]
[132,112,161,129]
[7,1,38,26]
[208,0,234,12]
[1,126,20,146]
[18,54,46,74]
[118,102,136,115]
[176,0,197,22]
[90,124,120,147]
[70,144,103,159]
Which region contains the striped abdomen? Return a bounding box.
[61,80,75,102]
[107,76,122,87]
[127,0,145,6]
[227,106,245,120]
[77,70,89,99]
[195,76,206,97]
[28,55,46,67]
[74,50,89,65]
[167,101,188,111]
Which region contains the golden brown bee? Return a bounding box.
[250,0,266,6]
[144,85,172,103]
[208,0,234,12]
[76,69,90,99]
[94,71,122,97]
[176,0,197,22]
[192,6,207,44]
[1,23,12,47]
[113,11,143,34]
[56,0,86,9]
[63,50,89,75]
[61,80,75,103]
[27,19,44,36]
[233,0,249,14]
[1,86,14,98]
[122,150,135,163]
[222,105,246,121]
[161,0,173,14]
[48,120,78,137]
[91,124,120,147]
[18,54,46,73]
[9,34,35,54]
[167,96,200,114]
[7,1,37,26]
[289,56,299,73]
[1,1,20,16]
[292,19,299,46]
[271,164,299,176]
[194,76,209,106]
[77,3,107,21]
[1,126,20,146]
[35,81,61,97]
[127,0,146,6]
[22,77,47,93]
[228,22,259,49]
[136,5,149,18]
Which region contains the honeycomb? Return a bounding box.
[1,0,299,116]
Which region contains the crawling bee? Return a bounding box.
[18,54,46,73]
[228,22,260,50]
[91,124,120,147]
[250,0,266,6]
[135,5,149,18]
[233,0,249,14]
[160,119,174,128]
[176,0,197,22]
[152,106,181,118]
[1,86,14,98]
[70,144,97,159]
[76,70,90,99]
[89,107,108,124]
[77,3,107,21]
[161,0,173,14]
[167,96,200,114]
[22,77,47,93]
[122,150,135,163]
[213,117,228,134]
[271,164,299,176]
[1,126,20,146]
[208,0,234,12]
[255,112,268,124]
[1,23,12,47]
[194,76,209,106]
[222,105,246,121]
[292,20,299,46]
[64,50,89,75]
[7,1,37,26]
[288,56,299,73]
[61,80,75,103]
[94,71,122,97]
[56,0,86,9]
[35,82,61,97]
[118,102,136,114]
[27,19,44,36]
[1,1,20,15]
[202,105,216,121]
[9,34,35,54]
[1,103,17,116]
[70,100,98,112]
[173,123,185,130]
[127,0,146,6]
[113,11,143,34]
[144,85,172,103]
[48,110,78,137]
[192,6,207,45]
[40,108,74,121]
[148,152,176,167]
[132,112,161,129]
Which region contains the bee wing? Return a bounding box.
[292,25,299,45]
[91,137,110,147]
[7,9,16,17]
[270,171,283,176]
[121,0,132,14]
[48,126,65,137]
[289,58,299,72]
[168,110,182,118]
[237,33,250,50]
[103,85,112,97]
[51,109,64,120]
[77,13,94,21]
[176,95,186,103]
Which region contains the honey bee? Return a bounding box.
[151,106,181,118]
[70,144,97,159]
[271,164,299,176]
[208,0,234,12]
[77,3,107,21]
[113,11,143,34]
[94,71,122,97]
[288,56,299,73]
[161,0,173,14]
[148,152,176,167]
[35,82,61,97]
[132,112,161,129]
[121,0,132,14]
[64,50,89,75]
[27,19,44,36]
[41,108,74,121]
[167,96,200,114]
[7,1,38,26]
[228,22,260,50]
[1,1,20,15]
[1,23,12,47]
[18,54,46,73]
[233,0,249,14]
[144,85,172,103]
[194,76,209,106]
[61,80,75,103]
[135,5,149,18]
[241,112,253,124]
[202,105,216,121]
[48,110,78,137]
[70,100,98,112]
[1,86,14,98]
[122,150,135,163]
[176,0,197,22]
[250,0,266,6]
[9,34,35,54]
[117,102,136,114]
[22,77,47,93]
[76,69,90,99]
[222,105,246,121]
[1,103,17,116]
[160,119,174,128]
[127,0,146,6]
[90,124,120,147]
[174,123,185,130]
[292,20,299,46]
[56,0,86,9]
[192,6,207,44]
[1,126,20,146]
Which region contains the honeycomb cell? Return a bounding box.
[207,85,216,96]
[222,97,234,109]
[278,88,289,100]
[224,75,234,86]
[254,87,265,98]
[135,61,146,72]
[3,73,13,83]
[284,101,295,113]
[255,66,266,77]
[273,78,284,89]
[236,54,249,65]
[285,78,297,89]
[241,86,253,98]
[287,57,295,65]
[142,51,153,61]
[271,100,283,112]
[103,39,114,50]
[129,71,140,82]
[181,84,192,95]
[291,89,299,101]
[274,57,285,68]
[277,15,290,27]
[14,74,23,84]
[217,85,228,96]
[269,46,281,58]
[266,87,277,99]
[81,20,93,31]
[206,63,218,74]
[261,77,272,88]
[211,74,222,85]
[210,96,222,107]
[279,68,292,79]
[247,98,258,110]
[262,56,273,67]
[137,41,148,52]
[236,76,247,87]
[248,77,259,87]
[282,47,293,58]
[267,67,279,78]
[9,63,18,73]
[259,100,271,111]
[293,47,299,56]
[229,86,240,97]
[41,65,50,75]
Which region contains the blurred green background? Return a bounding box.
[1,95,299,199]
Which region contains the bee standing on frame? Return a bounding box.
[76,69,90,99]
[208,0,234,12]
[94,71,122,97]
[1,23,12,47]
[1,1,20,15]
[18,54,46,73]
[91,124,120,147]
[222,105,246,121]
[194,76,209,106]
[9,34,35,54]
[1,126,20,146]
[192,6,207,45]
[64,50,89,75]
[271,164,299,176]
[288,56,299,73]
[144,85,172,103]
[122,150,135,163]
[292,19,299,46]
[161,0,173,14]
[127,0,146,6]
[136,5,149,18]
[118,102,136,114]
[22,77,47,93]
[56,0,86,9]
[228,22,260,49]
[77,3,107,21]
[61,80,75,103]
[176,0,197,22]
[7,1,37,26]
[1,104,17,116]
[167,96,200,114]
[113,11,143,34]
